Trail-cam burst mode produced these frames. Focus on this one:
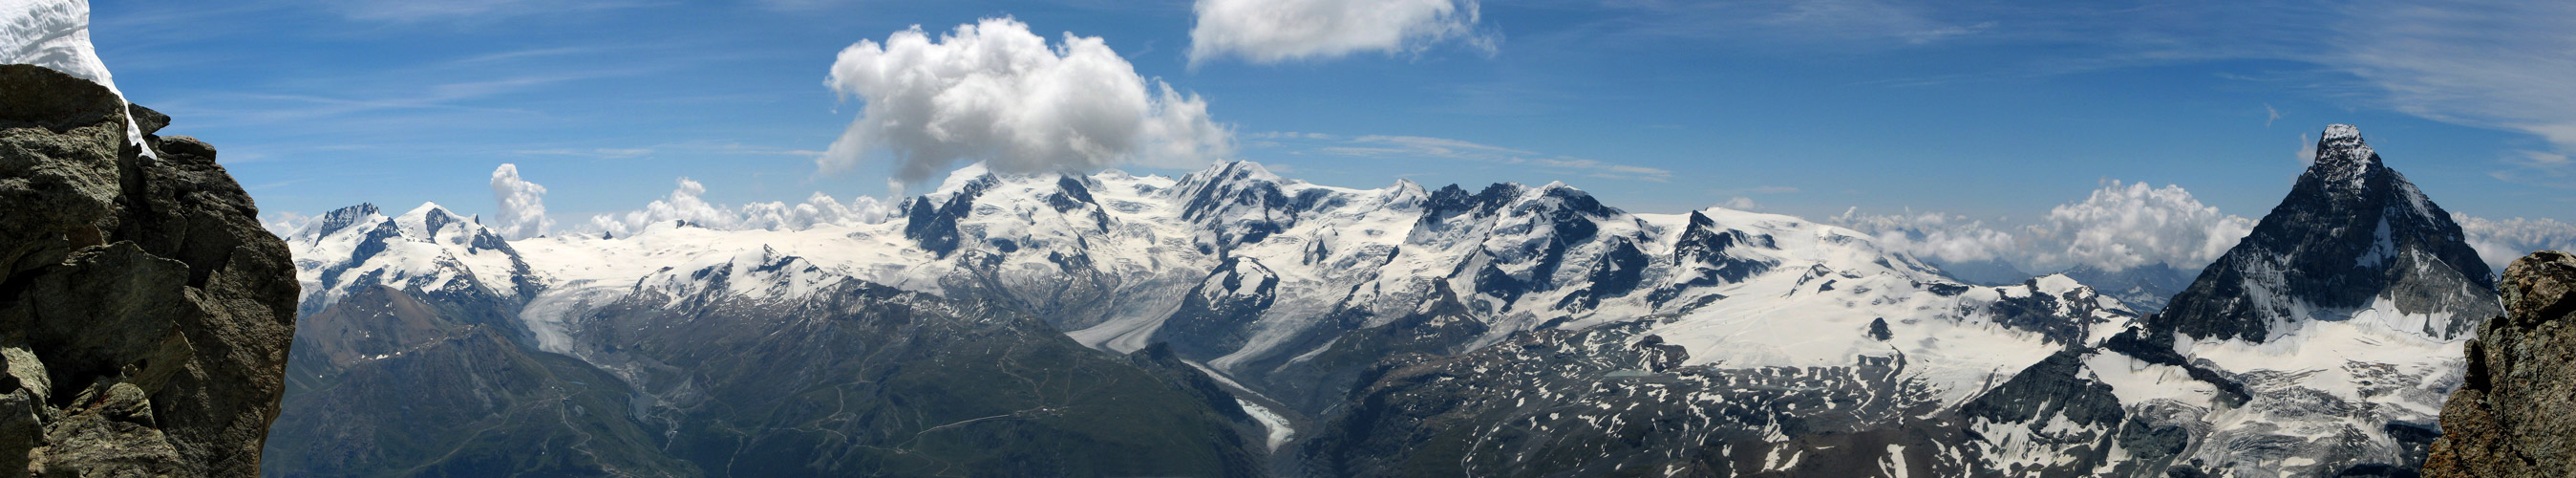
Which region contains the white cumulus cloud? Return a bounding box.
[489,163,555,239]
[582,178,893,238]
[1832,181,2255,274]
[2021,181,2255,272]
[1249,132,1672,181]
[2454,214,2576,272]
[820,18,1232,186]
[1188,0,1491,65]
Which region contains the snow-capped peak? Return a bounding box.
[2310,123,2377,189]
[403,202,450,217]
[2320,123,2363,142]
[923,162,995,203]
[288,202,536,314]
[306,203,383,239]
[1188,160,1288,185]
[395,202,465,240]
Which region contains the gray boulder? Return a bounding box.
[0,63,298,477]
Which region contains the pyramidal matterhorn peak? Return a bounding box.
[2155,123,2497,344]
[1948,123,2507,477]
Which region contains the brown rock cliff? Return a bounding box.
[0,63,297,476]
[2425,250,2576,477]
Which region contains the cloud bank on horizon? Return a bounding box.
[1833,180,2258,274]
[819,17,1232,189]
[579,177,893,239]
[1186,0,1491,65]
[2455,215,2576,272]
[1833,179,2576,274]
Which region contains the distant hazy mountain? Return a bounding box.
[2060,263,2196,314]
[1932,257,2035,286]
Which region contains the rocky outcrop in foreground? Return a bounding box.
[0,63,298,476]
[2426,250,2576,478]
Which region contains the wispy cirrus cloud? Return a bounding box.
[507,141,822,161]
[1548,0,2576,196]
[1308,134,1534,158]
[1250,132,1671,182]
[2317,0,2576,181]
[322,0,666,23]
[1714,185,1800,195]
[1576,0,1992,47]
[1188,0,1495,65]
[2492,150,2575,187]
[511,148,656,159]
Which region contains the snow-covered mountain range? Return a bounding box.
[271,125,2499,476]
[288,162,2129,401]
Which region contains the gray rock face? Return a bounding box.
[2424,250,2576,478]
[2059,263,2192,314]
[0,64,299,476]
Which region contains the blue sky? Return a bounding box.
[85,0,2576,272]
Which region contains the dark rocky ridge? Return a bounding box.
[2424,250,2576,478]
[0,64,298,476]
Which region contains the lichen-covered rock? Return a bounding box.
[0,63,298,476]
[2425,250,2576,478]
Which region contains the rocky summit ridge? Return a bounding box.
[0,63,298,476]
[2424,250,2576,478]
